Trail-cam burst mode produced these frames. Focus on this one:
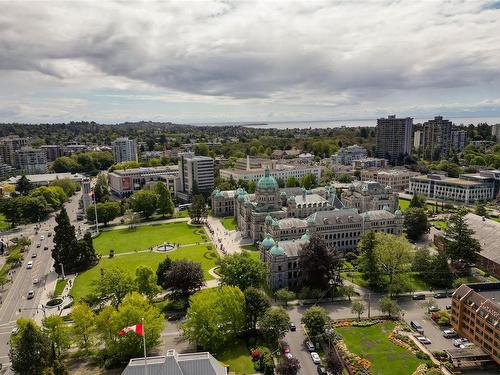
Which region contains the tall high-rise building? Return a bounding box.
[492,124,500,143]
[375,115,413,165]
[112,137,138,163]
[178,152,214,201]
[15,147,47,174]
[40,145,63,162]
[421,116,453,161]
[0,135,28,166]
[451,129,467,151]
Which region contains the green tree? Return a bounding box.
[336,173,353,183]
[42,315,71,358]
[219,252,267,291]
[86,202,121,225]
[158,259,205,300]
[94,266,136,307]
[324,349,344,375]
[135,266,161,302]
[19,196,51,222]
[339,285,356,301]
[403,208,429,241]
[276,357,301,375]
[93,173,109,203]
[129,190,158,218]
[194,143,209,156]
[155,182,175,218]
[50,178,77,197]
[298,233,341,289]
[301,306,329,338]
[275,288,296,306]
[182,286,245,351]
[0,197,22,227]
[427,252,454,288]
[52,207,78,275]
[373,233,414,293]
[412,248,431,274]
[16,175,33,195]
[286,176,299,187]
[475,201,487,217]
[244,287,270,330]
[71,303,96,352]
[409,194,426,208]
[53,156,81,173]
[97,292,164,360]
[74,232,98,272]
[155,257,172,287]
[351,301,365,321]
[259,307,290,344]
[444,208,481,269]
[379,296,400,318]
[10,320,51,375]
[300,173,317,189]
[30,186,67,210]
[189,194,208,223]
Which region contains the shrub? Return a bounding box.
[46,298,63,307]
[416,352,430,360]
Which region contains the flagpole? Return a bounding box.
[142,317,147,375]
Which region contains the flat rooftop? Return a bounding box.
[411,175,483,186]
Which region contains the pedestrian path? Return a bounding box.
[205,216,254,256]
[98,217,190,232]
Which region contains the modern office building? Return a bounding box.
[15,147,47,174]
[112,137,138,163]
[108,166,180,198]
[178,152,215,200]
[409,173,494,203]
[375,115,413,165]
[451,284,500,365]
[6,172,84,187]
[421,116,453,161]
[332,145,368,165]
[122,349,228,375]
[0,135,28,166]
[451,129,468,151]
[219,164,321,185]
[360,168,420,191]
[40,145,63,162]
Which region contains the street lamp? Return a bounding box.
[60,263,65,280]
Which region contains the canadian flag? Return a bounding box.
[118,322,144,336]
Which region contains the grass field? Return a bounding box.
[71,244,218,301]
[221,217,237,231]
[338,321,424,375]
[0,214,9,231]
[216,340,256,375]
[431,220,447,230]
[241,243,260,261]
[54,279,68,296]
[93,222,207,255]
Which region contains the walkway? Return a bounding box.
[109,241,213,257]
[205,216,254,256]
[98,217,190,232]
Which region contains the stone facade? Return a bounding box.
[340,181,398,213]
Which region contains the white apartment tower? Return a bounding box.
[112,137,138,163]
[178,152,214,200]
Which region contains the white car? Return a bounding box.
[443,329,457,338]
[40,235,45,240]
[26,261,33,269]
[453,338,470,347]
[311,352,321,364]
[416,336,432,345]
[284,352,293,359]
[33,278,39,285]
[27,290,34,299]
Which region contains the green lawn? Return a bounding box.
[93,222,207,255]
[338,321,424,375]
[241,244,260,261]
[54,279,68,296]
[398,198,410,211]
[341,271,431,292]
[221,217,237,231]
[216,340,255,375]
[71,244,218,301]
[431,220,447,230]
[0,213,9,231]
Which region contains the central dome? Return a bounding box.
[257,166,278,190]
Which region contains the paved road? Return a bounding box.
[0,191,83,366]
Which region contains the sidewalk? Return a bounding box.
[98,217,190,232]
[205,216,253,256]
[35,273,75,324]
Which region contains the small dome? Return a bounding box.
[395,209,402,217]
[362,212,371,220]
[362,184,369,193]
[383,205,390,211]
[211,188,220,196]
[261,234,276,249]
[280,191,287,197]
[270,243,285,256]
[237,194,246,202]
[385,185,392,192]
[256,166,278,190]
[301,230,311,241]
[272,219,279,228]
[265,214,273,223]
[288,196,296,203]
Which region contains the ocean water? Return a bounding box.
[193,117,500,129]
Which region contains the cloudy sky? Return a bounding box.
[1,0,500,124]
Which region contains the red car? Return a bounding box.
[282,345,290,354]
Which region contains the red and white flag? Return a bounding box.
[118,322,144,336]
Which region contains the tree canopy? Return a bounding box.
[219,251,267,291]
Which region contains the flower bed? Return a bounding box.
[336,341,372,375]
[387,325,420,353]
[335,319,380,328]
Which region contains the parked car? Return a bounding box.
[305,340,315,352]
[317,365,328,375]
[27,290,34,299]
[416,336,432,345]
[36,243,41,248]
[11,327,18,335]
[446,304,452,310]
[434,292,447,298]
[44,246,49,251]
[40,235,45,240]
[460,342,474,348]
[48,232,52,237]
[31,253,37,258]
[443,329,458,338]
[282,345,290,354]
[26,261,33,269]
[410,321,424,334]
[428,306,440,312]
[453,338,470,347]
[412,294,425,300]
[33,278,39,285]
[289,322,296,331]
[284,352,293,359]
[311,352,321,364]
